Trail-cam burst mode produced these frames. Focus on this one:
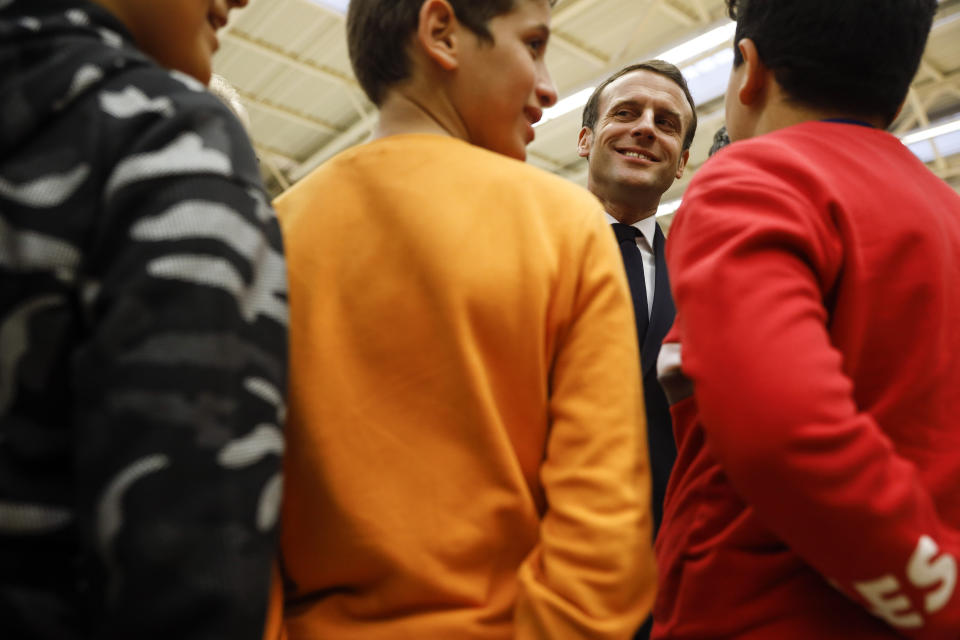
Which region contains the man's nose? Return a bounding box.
[630,110,656,138]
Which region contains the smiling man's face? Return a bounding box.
[579,69,692,212]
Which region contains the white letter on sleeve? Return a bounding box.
[907,535,957,614]
[854,575,923,629]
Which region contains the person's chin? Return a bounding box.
[163,44,212,84]
[191,40,215,83]
[501,135,527,161]
[616,165,654,183]
[617,173,659,192]
[480,137,525,161]
[186,53,213,85]
[186,64,213,86]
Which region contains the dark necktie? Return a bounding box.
[611,222,649,345]
[652,223,665,270]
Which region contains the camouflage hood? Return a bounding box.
[0,0,147,158]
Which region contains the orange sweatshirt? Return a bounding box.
[273,134,655,640]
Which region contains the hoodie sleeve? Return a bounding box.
[71,70,288,640]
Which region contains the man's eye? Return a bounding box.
[527,39,545,54]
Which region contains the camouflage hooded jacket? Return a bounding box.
[0,1,288,637]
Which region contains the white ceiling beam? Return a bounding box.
[240,91,339,133]
[902,87,934,132]
[931,153,960,182]
[222,31,358,90]
[254,143,299,167]
[255,146,294,191]
[906,89,948,170]
[893,68,960,134]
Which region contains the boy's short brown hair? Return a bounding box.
[347,0,554,106]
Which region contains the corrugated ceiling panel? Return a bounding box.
[270,75,366,130]
[248,111,335,161]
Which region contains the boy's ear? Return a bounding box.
[736,38,768,107]
[417,0,460,71]
[577,127,593,158]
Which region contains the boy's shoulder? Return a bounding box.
[690,123,840,195]
[709,120,896,163]
[327,134,600,207]
[277,134,604,234]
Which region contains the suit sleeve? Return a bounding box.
[667,153,960,637]
[513,208,656,639]
[72,80,287,639]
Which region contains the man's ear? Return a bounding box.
[736,38,768,107]
[676,148,689,179]
[577,127,593,158]
[417,0,460,71]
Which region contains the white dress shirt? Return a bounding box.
[606,212,656,317]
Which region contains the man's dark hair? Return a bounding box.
[708,125,730,157]
[726,0,938,125]
[348,0,555,106]
[581,60,698,151]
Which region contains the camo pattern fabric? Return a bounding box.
[0,1,288,637]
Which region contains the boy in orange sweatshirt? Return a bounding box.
[273,1,656,638]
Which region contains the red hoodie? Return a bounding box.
[654,121,960,639]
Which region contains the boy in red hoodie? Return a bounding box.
[655,0,960,637]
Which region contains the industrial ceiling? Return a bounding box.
[213,0,960,228]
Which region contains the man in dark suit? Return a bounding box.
[578,60,696,639]
[578,58,697,547]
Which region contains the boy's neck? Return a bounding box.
[750,82,888,138]
[374,85,468,145]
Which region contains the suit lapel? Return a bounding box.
[641,224,675,376]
